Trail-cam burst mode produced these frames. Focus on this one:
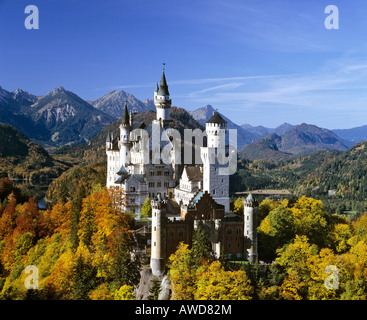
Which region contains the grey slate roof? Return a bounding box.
[157,71,170,96]
[206,111,227,124]
[185,166,202,182]
[122,100,129,125]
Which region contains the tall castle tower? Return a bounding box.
[154,65,171,128]
[119,99,131,168]
[243,194,258,263]
[150,194,167,277]
[201,111,230,212]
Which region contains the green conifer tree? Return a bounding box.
[148,277,162,300]
[191,222,212,267]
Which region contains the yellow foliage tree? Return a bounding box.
[290,196,328,246]
[233,197,244,215]
[280,269,304,300]
[114,285,135,300]
[195,261,253,300]
[168,242,196,300]
[89,283,114,300]
[45,249,75,299]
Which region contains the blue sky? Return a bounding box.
[1,0,367,129]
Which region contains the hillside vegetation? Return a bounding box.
[0,124,72,181]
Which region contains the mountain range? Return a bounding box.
[2,84,367,158]
[89,90,155,119]
[0,86,155,149]
[239,123,353,161]
[189,105,259,148]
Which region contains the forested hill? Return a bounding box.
[0,123,71,180]
[295,140,367,200]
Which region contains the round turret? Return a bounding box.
[154,66,171,125]
[243,194,258,263]
[151,194,167,276]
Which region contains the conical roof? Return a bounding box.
[157,70,170,96]
[122,99,129,125]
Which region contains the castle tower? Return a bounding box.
[150,194,167,276]
[119,99,131,167]
[154,65,171,128]
[201,111,230,212]
[243,194,258,263]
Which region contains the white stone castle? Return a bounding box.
[106,67,230,216]
[106,67,258,274]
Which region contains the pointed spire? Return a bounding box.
[158,64,169,96]
[106,131,111,142]
[155,81,159,93]
[122,99,129,125]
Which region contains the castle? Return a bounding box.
[106,67,258,276]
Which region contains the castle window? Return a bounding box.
[154,227,156,231]
[164,182,169,188]
[227,229,232,235]
[213,190,216,194]
[149,182,154,188]
[178,230,184,237]
[150,171,154,176]
[236,229,241,235]
[157,171,162,176]
[237,242,240,248]
[164,171,169,176]
[154,242,156,246]
[228,242,231,248]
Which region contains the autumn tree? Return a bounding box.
[0,193,17,239]
[291,196,328,247]
[114,285,135,300]
[195,261,253,300]
[89,283,114,300]
[168,242,196,300]
[70,186,86,250]
[258,204,295,261]
[140,197,152,218]
[233,197,244,215]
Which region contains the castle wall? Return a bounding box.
[221,221,245,258]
